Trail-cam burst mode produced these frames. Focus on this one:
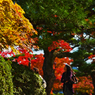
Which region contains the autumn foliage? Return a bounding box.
[73,76,94,95]
[0,0,37,51]
[88,54,95,63]
[53,57,73,90]
[0,0,95,95]
[0,49,94,95]
[88,55,95,59]
[48,40,72,52]
[0,49,73,90]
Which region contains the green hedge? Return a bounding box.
[0,56,13,95]
[12,62,46,95]
[0,56,46,95]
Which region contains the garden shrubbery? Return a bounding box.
[0,56,13,95]
[0,56,46,95]
[12,61,46,95]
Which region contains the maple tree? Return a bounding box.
[48,40,72,52]
[73,76,94,95]
[12,0,95,94]
[0,0,37,52]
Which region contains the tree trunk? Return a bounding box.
[43,50,55,95]
[91,70,95,95]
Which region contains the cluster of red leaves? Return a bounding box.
[0,48,44,75]
[17,53,44,75]
[88,55,95,59]
[17,53,33,66]
[88,55,95,63]
[14,48,44,75]
[0,51,15,58]
[48,40,72,52]
[30,54,44,75]
[53,57,73,90]
[54,57,73,79]
[73,76,94,95]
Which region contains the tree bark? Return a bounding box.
[43,50,55,95]
[91,70,95,95]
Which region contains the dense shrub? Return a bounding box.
[0,56,13,95]
[12,62,46,95]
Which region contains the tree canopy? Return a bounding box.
[13,0,94,48]
[0,0,37,52]
[12,0,95,94]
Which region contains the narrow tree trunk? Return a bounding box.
[43,50,55,95]
[91,70,95,95]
